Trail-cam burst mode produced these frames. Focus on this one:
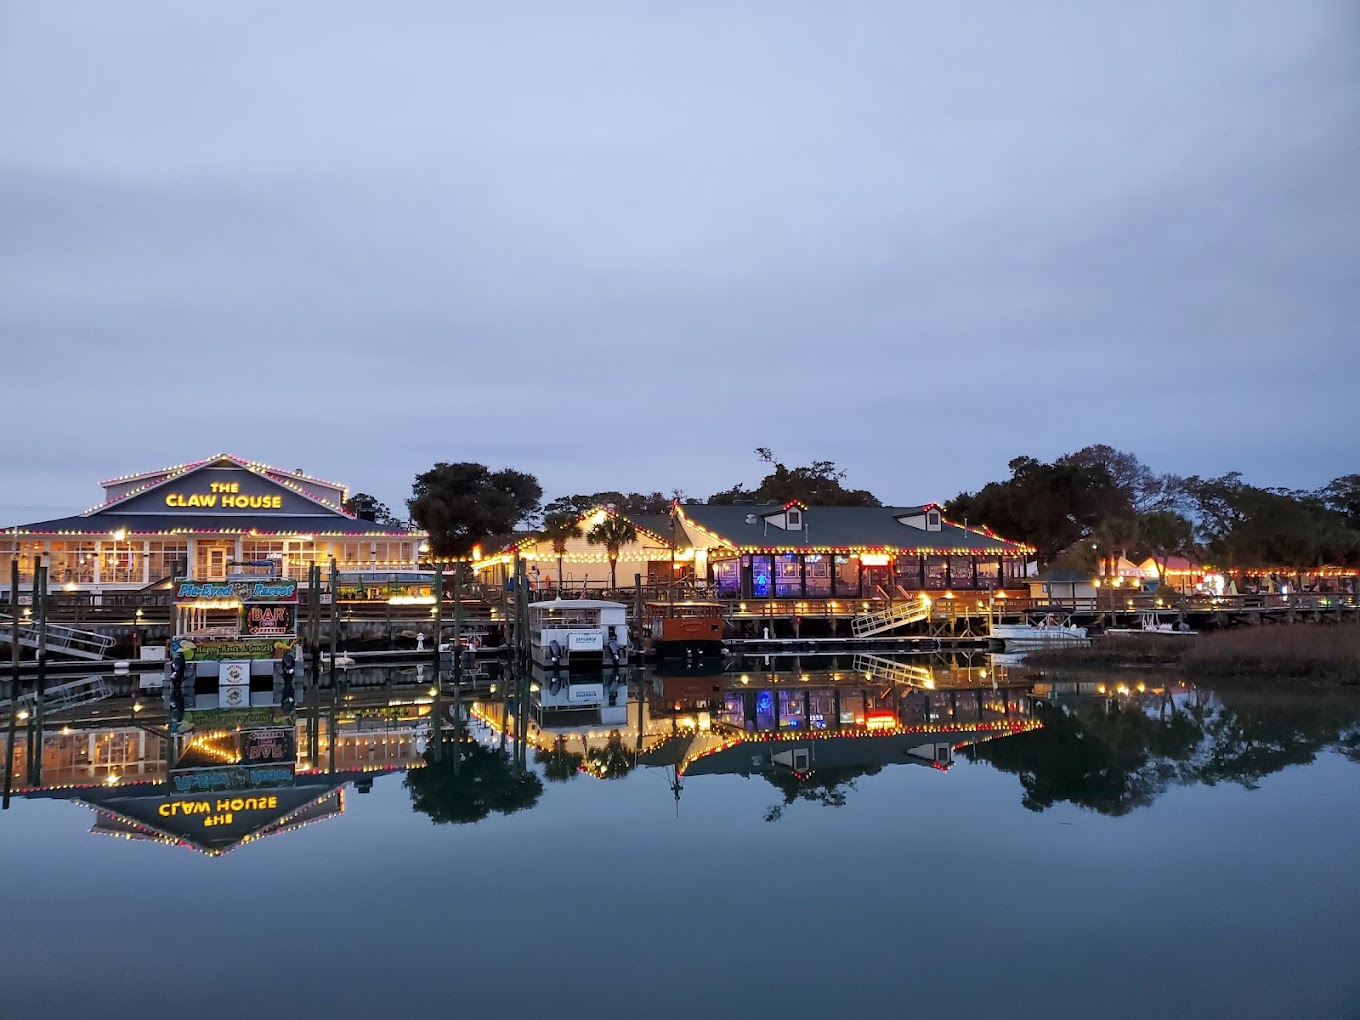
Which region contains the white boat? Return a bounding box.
[529,598,630,667]
[990,614,1089,648]
[1107,611,1197,636]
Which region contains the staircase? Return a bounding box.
[0,675,115,714]
[853,653,936,688]
[0,614,115,660]
[851,596,932,637]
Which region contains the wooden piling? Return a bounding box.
[30,564,47,786]
[3,560,20,808]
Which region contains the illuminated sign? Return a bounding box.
[859,554,891,567]
[174,580,298,604]
[245,605,296,635]
[172,636,297,661]
[176,706,296,733]
[164,481,283,510]
[865,711,897,730]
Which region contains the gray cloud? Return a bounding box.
[1,0,1357,517]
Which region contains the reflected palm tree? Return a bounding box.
[406,739,544,824]
[535,737,585,782]
[583,731,634,780]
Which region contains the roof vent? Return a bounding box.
[744,514,758,525]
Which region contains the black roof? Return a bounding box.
[678,504,1028,553]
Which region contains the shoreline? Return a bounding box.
[1022,624,1360,688]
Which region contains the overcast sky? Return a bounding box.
[2,1,1357,520]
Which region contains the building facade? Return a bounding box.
[1,454,423,594]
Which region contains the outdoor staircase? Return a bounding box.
[853,653,936,688]
[0,675,115,714]
[0,613,115,661]
[850,596,932,637]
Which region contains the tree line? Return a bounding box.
[344,445,1360,574]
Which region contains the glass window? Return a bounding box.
[751,556,773,598]
[754,689,776,731]
[778,690,805,730]
[838,690,865,726]
[924,555,948,589]
[974,559,1001,589]
[713,559,739,596]
[804,555,831,597]
[949,556,973,588]
[834,555,859,596]
[895,554,922,590]
[775,554,802,597]
[808,689,836,729]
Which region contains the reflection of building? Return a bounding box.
[643,676,1040,782]
[9,711,428,856]
[1,453,422,594]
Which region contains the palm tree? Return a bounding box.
[586,513,638,590]
[541,512,584,588]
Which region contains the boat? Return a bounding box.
[528,598,630,668]
[989,610,1089,649]
[1107,611,1197,636]
[645,600,725,661]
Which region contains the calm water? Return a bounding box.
[3,660,1359,1019]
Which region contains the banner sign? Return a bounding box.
[172,637,297,661]
[568,683,605,704]
[169,765,297,794]
[244,605,296,635]
[568,632,604,651]
[174,579,299,604]
[176,706,296,733]
[241,727,296,765]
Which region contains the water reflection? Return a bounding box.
[6,655,1360,850]
[973,680,1360,815]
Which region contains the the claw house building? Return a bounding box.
[674,502,1031,599]
[0,454,423,594]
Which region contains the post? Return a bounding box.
[432,562,444,762]
[327,559,339,773]
[31,564,47,786]
[4,559,20,808]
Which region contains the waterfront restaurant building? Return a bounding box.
[1,454,424,593]
[674,501,1031,598]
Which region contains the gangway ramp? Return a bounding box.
[851,596,931,638]
[0,675,115,714]
[853,654,936,688]
[0,613,115,660]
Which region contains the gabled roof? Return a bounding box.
[83,455,350,517]
[100,453,346,494]
[676,504,1030,554]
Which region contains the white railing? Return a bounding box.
[0,614,116,660]
[851,596,932,637]
[852,654,936,688]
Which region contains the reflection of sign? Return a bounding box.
[220,661,250,708]
[245,605,296,635]
[169,767,296,794]
[177,706,294,732]
[241,727,295,764]
[172,637,295,661]
[174,580,298,604]
[568,683,605,704]
[866,711,897,730]
[568,632,603,651]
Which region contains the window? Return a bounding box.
[775,554,802,597]
[786,509,802,528]
[713,559,740,596]
[804,555,831,597]
[926,511,941,531]
[751,555,773,598]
